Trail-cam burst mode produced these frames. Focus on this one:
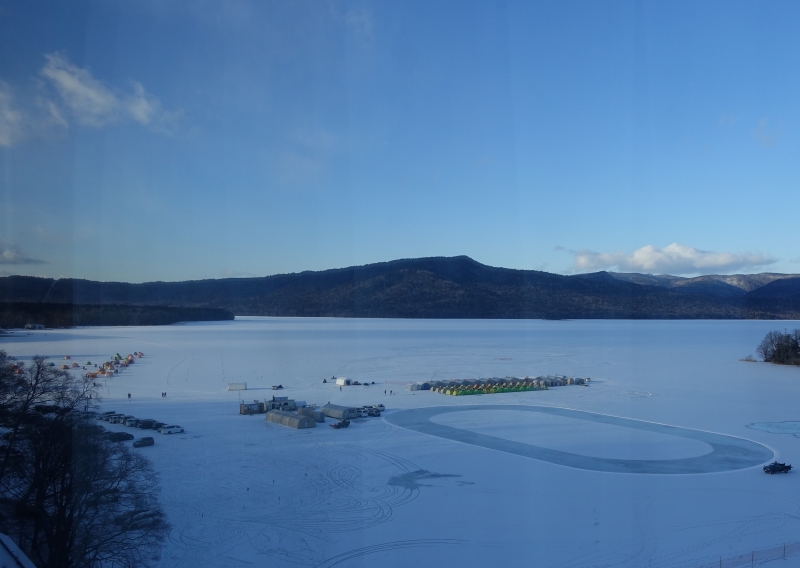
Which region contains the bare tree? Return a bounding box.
[0,352,169,567]
[0,355,96,481]
[757,329,800,365]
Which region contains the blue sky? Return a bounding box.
[0,0,798,282]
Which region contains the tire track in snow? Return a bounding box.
[316,539,465,567]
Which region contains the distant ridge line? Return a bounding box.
[2,256,800,320]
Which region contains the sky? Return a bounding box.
[0,0,799,283]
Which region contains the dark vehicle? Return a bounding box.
[152,421,167,431]
[329,419,350,429]
[137,419,156,429]
[764,461,792,474]
[367,409,381,417]
[133,437,155,448]
[126,418,140,428]
[106,431,134,442]
[77,423,105,434]
[98,411,116,421]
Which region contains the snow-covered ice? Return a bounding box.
[3,317,800,568]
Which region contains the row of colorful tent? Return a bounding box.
[428,375,589,395]
[81,351,143,379]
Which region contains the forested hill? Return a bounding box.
[0,303,234,329]
[2,256,800,320]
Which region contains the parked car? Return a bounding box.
[106,431,134,442]
[159,425,184,434]
[367,408,381,417]
[121,415,136,426]
[764,461,792,474]
[109,414,126,424]
[152,422,167,431]
[126,418,140,428]
[357,408,368,418]
[376,404,385,411]
[137,419,156,429]
[77,423,105,433]
[98,411,116,421]
[133,437,155,448]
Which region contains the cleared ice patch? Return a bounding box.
[387,405,774,473]
[748,421,800,437]
[432,409,713,461]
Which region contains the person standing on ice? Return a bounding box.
[127,393,131,401]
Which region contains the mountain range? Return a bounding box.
[2,256,800,320]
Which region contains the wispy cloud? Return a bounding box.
[40,53,119,126]
[273,128,340,188]
[343,8,374,39]
[0,82,24,146]
[753,118,780,148]
[718,113,737,128]
[0,52,180,145]
[566,243,775,275]
[0,242,46,265]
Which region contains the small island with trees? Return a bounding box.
[757,329,800,366]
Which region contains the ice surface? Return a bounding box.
[3,318,800,567]
[749,422,800,437]
[431,408,713,460]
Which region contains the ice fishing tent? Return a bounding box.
[298,407,325,423]
[266,410,316,429]
[335,377,351,386]
[321,404,356,420]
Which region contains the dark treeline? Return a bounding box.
[2,257,800,320]
[757,330,800,366]
[0,352,170,567]
[0,302,234,329]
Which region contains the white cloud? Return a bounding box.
[570,243,775,275]
[0,82,24,146]
[0,53,180,145]
[123,81,181,131]
[41,52,118,126]
[0,242,45,265]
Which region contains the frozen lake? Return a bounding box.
[3,318,800,567]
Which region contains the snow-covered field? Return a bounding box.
[3,317,800,568]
